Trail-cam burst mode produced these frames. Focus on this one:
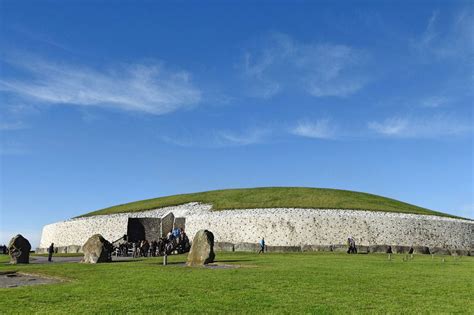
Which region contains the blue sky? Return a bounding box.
[1,1,473,247]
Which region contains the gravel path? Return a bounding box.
[0,271,60,288]
[2,255,137,265]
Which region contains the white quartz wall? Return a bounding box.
[39,203,473,250]
[40,216,129,248]
[39,203,209,248]
[185,208,473,249]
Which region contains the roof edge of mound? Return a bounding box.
[74,187,468,220]
[69,207,473,222]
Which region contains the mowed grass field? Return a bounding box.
[1,252,472,314]
[81,187,457,218]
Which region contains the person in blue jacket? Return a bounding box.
[258,237,265,254]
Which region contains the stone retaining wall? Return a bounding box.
[38,203,473,254]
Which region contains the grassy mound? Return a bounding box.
[81,187,455,218]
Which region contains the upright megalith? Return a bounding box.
[81,234,113,264]
[187,230,215,266]
[174,217,186,231]
[8,234,31,264]
[161,212,175,237]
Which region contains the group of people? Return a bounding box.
[115,228,190,258]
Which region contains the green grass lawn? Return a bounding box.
[81,187,457,218]
[1,252,472,314]
[32,253,84,258]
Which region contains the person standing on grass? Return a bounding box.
[258,237,265,254]
[347,237,357,254]
[48,243,54,262]
[132,242,138,258]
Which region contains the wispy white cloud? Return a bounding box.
[420,96,451,108]
[0,140,29,155]
[0,121,28,131]
[242,33,369,98]
[368,115,472,138]
[161,126,272,148]
[419,10,439,48]
[159,135,192,147]
[290,119,336,139]
[216,127,271,146]
[0,55,202,115]
[413,9,473,59]
[161,119,343,148]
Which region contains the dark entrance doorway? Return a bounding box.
[127,218,161,242]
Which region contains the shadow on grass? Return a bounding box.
[140,260,186,266]
[109,259,144,263]
[215,259,253,263]
[166,262,186,266]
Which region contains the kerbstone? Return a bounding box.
[301,245,333,252]
[214,242,234,252]
[266,246,301,253]
[35,247,47,254]
[234,242,259,252]
[450,249,469,256]
[394,246,410,254]
[67,245,82,253]
[369,245,390,253]
[413,246,430,255]
[430,247,450,255]
[332,245,348,253]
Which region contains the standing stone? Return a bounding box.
[187,230,215,266]
[8,234,31,264]
[174,217,186,231]
[161,212,175,238]
[81,234,113,264]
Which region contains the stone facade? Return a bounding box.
[39,203,473,254]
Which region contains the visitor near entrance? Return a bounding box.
[167,230,173,241]
[48,243,54,262]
